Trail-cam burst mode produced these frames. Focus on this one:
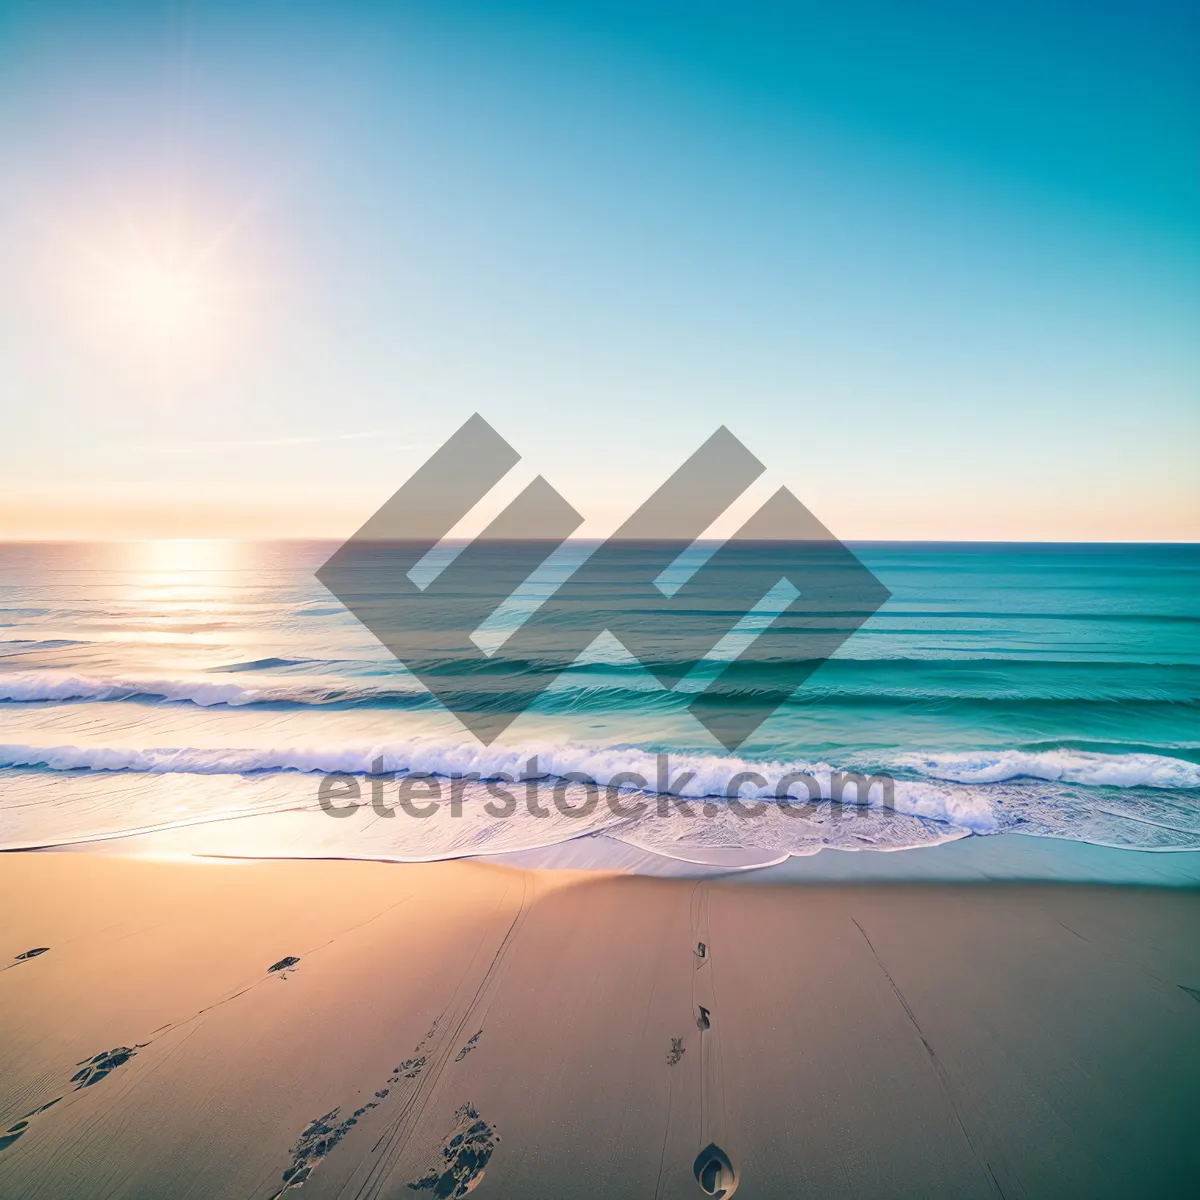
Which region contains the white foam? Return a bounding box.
[0,736,997,834]
[895,749,1200,790]
[0,671,381,707]
[0,672,274,705]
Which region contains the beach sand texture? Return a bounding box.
[2,852,1199,1199]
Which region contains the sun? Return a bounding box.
[107,252,223,352]
[62,210,246,365]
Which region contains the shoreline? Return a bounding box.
[24,828,1200,887]
[1,849,1198,1197]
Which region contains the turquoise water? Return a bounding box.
[0,540,1197,870]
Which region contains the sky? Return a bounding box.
[1,0,1197,541]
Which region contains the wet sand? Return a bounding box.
[1,851,1198,1198]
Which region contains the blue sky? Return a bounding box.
[1,0,1196,538]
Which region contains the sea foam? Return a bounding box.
[0,736,999,832]
[895,749,1200,790]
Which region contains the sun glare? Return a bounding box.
[108,255,221,350]
[63,211,246,365]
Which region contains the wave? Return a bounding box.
[0,672,424,708]
[0,639,84,654]
[0,737,998,832]
[893,748,1200,789]
[1,665,1197,712]
[4,737,1200,857]
[4,736,1197,820]
[210,657,327,673]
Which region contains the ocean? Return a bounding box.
[1,540,1197,874]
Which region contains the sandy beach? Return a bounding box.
[2,851,1198,1199]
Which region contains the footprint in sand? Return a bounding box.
[390,1022,437,1081]
[408,1103,498,1198]
[0,1099,61,1153]
[454,1030,482,1062]
[1,947,50,974]
[393,1055,427,1081]
[71,1046,140,1090]
[2,1044,141,1155]
[271,1023,443,1193]
[693,1143,738,1198]
[667,1037,686,1067]
[272,1101,382,1198]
